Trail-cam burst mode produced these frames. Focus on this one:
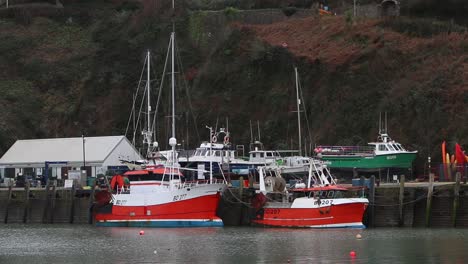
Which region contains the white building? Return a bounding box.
[0,136,142,181]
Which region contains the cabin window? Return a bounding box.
[260,153,264,158]
[215,151,221,157]
[392,144,400,151]
[379,144,388,151]
[334,191,344,198]
[397,144,406,151]
[128,173,166,181]
[266,152,273,157]
[327,191,334,198]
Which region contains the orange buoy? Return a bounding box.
[349,251,356,257]
[139,230,145,235]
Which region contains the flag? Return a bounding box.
[455,144,465,165]
[455,143,466,176]
[442,141,448,180]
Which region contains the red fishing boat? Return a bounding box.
[251,160,368,228]
[94,165,226,227]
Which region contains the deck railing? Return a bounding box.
[177,179,226,189]
[315,146,375,156]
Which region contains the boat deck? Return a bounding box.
[316,146,374,156]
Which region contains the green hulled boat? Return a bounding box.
[315,132,417,170]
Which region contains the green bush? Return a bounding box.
[116,0,142,12]
[224,6,239,17]
[345,9,353,25]
[378,17,466,38]
[188,11,207,46]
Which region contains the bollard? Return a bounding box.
[368,176,375,228]
[452,173,461,227]
[398,175,405,226]
[42,180,51,223]
[88,178,96,224]
[69,181,76,224]
[4,182,13,223]
[425,173,434,227]
[239,176,244,197]
[23,181,30,223]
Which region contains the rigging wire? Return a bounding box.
[124,53,150,153]
[297,69,313,154]
[125,53,148,140]
[151,39,172,148]
[175,39,201,144]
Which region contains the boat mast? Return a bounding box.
[250,120,253,144]
[384,112,388,143]
[257,121,261,143]
[295,67,302,156]
[142,50,153,158]
[132,92,136,147]
[379,112,382,135]
[206,126,213,184]
[168,0,177,181]
[171,40,175,142]
[379,112,389,143]
[147,50,151,146]
[385,111,388,134]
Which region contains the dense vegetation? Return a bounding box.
[0,0,466,176]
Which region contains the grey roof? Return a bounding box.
[0,136,130,166]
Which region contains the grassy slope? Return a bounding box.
[194,15,468,171]
[0,2,466,174]
[254,16,468,164]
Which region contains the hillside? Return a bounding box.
[0,0,466,175]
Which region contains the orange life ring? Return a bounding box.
[212,136,217,143]
[224,136,230,144]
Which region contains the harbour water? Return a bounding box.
[1,224,468,263]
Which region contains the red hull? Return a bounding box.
[252,202,368,228]
[95,193,221,222]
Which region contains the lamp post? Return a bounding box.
[428,156,431,177]
[206,126,213,184]
[82,134,86,176]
